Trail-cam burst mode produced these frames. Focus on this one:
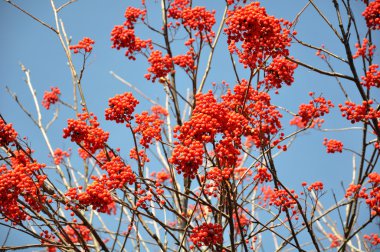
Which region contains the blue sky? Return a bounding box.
[0,0,379,250]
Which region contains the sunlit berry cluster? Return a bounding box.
[339,100,380,123]
[364,233,380,246]
[0,151,46,223]
[329,233,341,248]
[307,181,324,191]
[123,7,146,28]
[167,0,189,20]
[345,184,362,198]
[129,148,150,166]
[362,0,380,30]
[53,148,70,165]
[269,188,297,211]
[65,179,114,214]
[0,118,18,146]
[172,49,196,73]
[101,157,136,189]
[323,138,343,153]
[42,87,61,110]
[353,38,376,59]
[263,57,298,90]
[63,224,92,243]
[134,111,164,148]
[189,222,223,248]
[181,7,216,41]
[69,37,95,53]
[63,112,109,154]
[145,50,174,82]
[225,2,292,69]
[253,167,272,183]
[170,140,204,178]
[297,94,334,127]
[361,64,380,89]
[362,172,380,215]
[105,92,139,124]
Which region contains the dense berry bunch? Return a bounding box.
[111,25,152,60]
[170,140,204,178]
[345,184,362,198]
[65,179,114,214]
[105,92,139,124]
[339,100,380,123]
[362,0,380,30]
[172,49,196,73]
[225,2,292,69]
[123,7,146,28]
[297,94,334,127]
[364,172,380,215]
[145,50,174,82]
[269,188,297,211]
[63,224,92,243]
[263,57,298,90]
[0,118,17,146]
[63,112,109,154]
[361,64,380,88]
[69,37,95,53]
[101,157,136,189]
[353,38,376,59]
[364,233,380,245]
[181,6,216,41]
[323,138,343,153]
[42,87,61,110]
[253,167,272,183]
[190,222,223,248]
[134,111,164,148]
[307,181,324,191]
[167,0,189,20]
[0,151,46,223]
[53,148,70,165]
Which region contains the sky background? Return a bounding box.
[0,0,379,250]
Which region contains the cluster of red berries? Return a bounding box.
[129,148,150,166]
[307,181,324,191]
[63,112,109,154]
[339,100,380,123]
[151,170,171,184]
[263,57,298,90]
[290,116,325,128]
[63,224,92,243]
[170,140,204,178]
[345,184,362,198]
[0,118,17,146]
[101,157,136,189]
[42,87,61,110]
[269,188,297,211]
[134,111,164,148]
[225,2,292,69]
[362,0,380,30]
[65,179,114,214]
[323,138,343,153]
[123,7,146,28]
[53,148,70,165]
[361,64,380,89]
[172,49,196,73]
[181,6,216,41]
[69,37,95,53]
[189,222,223,248]
[297,94,334,127]
[353,38,376,59]
[145,50,174,82]
[253,167,272,183]
[0,151,46,223]
[105,92,139,124]
[329,233,341,248]
[364,233,380,246]
[111,25,152,60]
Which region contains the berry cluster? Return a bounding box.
[0,118,17,146]
[63,224,92,243]
[225,2,292,69]
[361,64,380,89]
[329,233,341,248]
[42,87,61,110]
[362,0,380,30]
[307,181,324,191]
[189,222,223,248]
[323,138,343,153]
[145,50,174,82]
[69,37,95,53]
[253,167,272,183]
[181,6,216,41]
[101,157,136,189]
[105,92,139,124]
[263,57,298,90]
[269,188,297,211]
[339,100,380,123]
[134,111,164,148]
[65,179,114,214]
[63,112,109,154]
[0,151,46,223]
[353,38,376,59]
[297,94,334,127]
[364,233,380,246]
[53,148,70,165]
